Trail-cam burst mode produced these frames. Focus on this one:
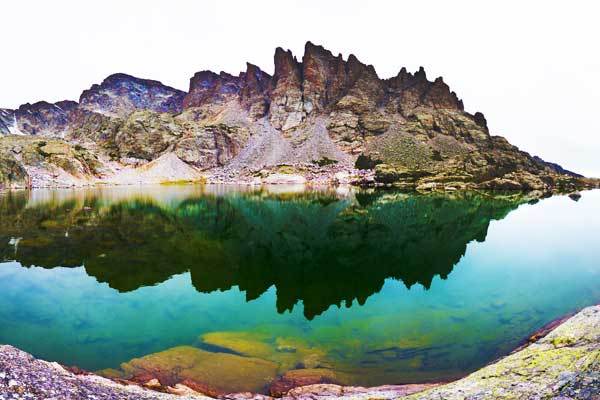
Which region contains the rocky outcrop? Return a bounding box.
[1,304,598,399]
[0,135,104,189]
[0,42,596,190]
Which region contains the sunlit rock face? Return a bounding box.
[79,73,186,117]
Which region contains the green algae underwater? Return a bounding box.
[0,185,599,394]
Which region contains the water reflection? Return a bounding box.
[0,185,527,319]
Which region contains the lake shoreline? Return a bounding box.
[1,303,598,399]
[0,179,595,204]
[1,139,598,194]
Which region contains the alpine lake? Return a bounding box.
[1,185,599,394]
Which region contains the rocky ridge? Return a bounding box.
[1,42,597,192]
[1,304,598,399]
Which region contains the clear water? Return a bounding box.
[0,185,599,389]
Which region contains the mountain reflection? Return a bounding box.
[0,186,528,319]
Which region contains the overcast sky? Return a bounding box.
[2,0,599,176]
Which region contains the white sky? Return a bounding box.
[2,0,599,176]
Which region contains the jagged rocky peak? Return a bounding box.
[184,63,273,118]
[301,41,347,112]
[270,47,304,130]
[239,63,272,118]
[180,41,466,129]
[79,73,186,117]
[385,66,464,114]
[183,70,242,109]
[240,63,272,98]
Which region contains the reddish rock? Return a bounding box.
[183,71,242,109]
[302,41,346,113]
[270,47,304,130]
[339,54,385,113]
[240,63,272,118]
[385,67,463,114]
[273,47,302,88]
[422,77,463,110]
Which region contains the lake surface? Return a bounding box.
[0,185,599,391]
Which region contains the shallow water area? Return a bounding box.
[0,185,599,393]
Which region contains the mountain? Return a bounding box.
[0,42,596,192]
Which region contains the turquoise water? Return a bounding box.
[0,186,599,388]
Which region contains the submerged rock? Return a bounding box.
[0,304,599,399]
[116,345,279,395]
[199,331,330,373]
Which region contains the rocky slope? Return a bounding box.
[1,42,597,191]
[1,304,598,399]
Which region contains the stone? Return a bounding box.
[143,378,161,388]
[263,173,307,185]
[269,368,353,397]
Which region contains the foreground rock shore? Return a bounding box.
[1,305,598,400]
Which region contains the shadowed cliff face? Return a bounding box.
[0,188,526,319]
